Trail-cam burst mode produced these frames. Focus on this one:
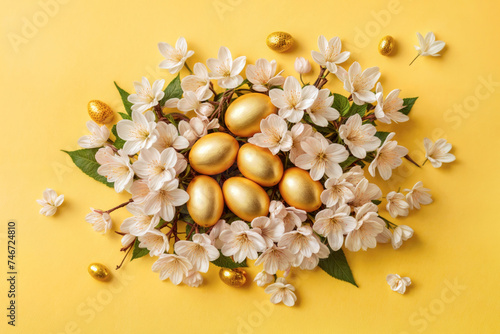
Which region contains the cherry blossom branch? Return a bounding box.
[313,66,326,87]
[116,241,134,270]
[404,155,421,168]
[154,104,167,122]
[105,199,133,214]
[105,142,119,153]
[210,89,235,121]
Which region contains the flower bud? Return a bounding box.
[294,57,312,74]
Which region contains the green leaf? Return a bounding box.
[131,239,149,261]
[319,247,358,287]
[375,131,391,144]
[111,125,126,149]
[372,200,382,205]
[62,148,113,188]
[400,97,418,115]
[211,252,247,269]
[114,82,134,116]
[118,112,131,120]
[345,103,367,118]
[160,74,183,105]
[340,155,359,169]
[332,93,350,116]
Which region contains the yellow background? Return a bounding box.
[1,0,499,333]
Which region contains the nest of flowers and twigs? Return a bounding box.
[64,36,454,307]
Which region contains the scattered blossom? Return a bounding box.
[391,225,414,249]
[386,191,410,218]
[386,274,411,294]
[368,132,408,180]
[36,188,64,216]
[415,32,445,57]
[152,254,193,285]
[265,277,297,307]
[294,57,312,74]
[374,83,408,124]
[405,181,432,210]
[424,138,455,168]
[85,209,112,233]
[207,46,246,89]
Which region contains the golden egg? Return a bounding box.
[378,35,395,56]
[88,100,114,124]
[186,175,224,227]
[225,93,277,137]
[266,31,294,52]
[279,167,323,212]
[237,143,283,187]
[88,263,111,282]
[219,268,247,287]
[222,177,270,222]
[189,133,239,175]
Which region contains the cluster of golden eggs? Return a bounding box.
[186,93,324,228]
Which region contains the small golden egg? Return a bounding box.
[88,263,111,282]
[88,100,114,124]
[189,133,239,175]
[266,32,294,53]
[186,175,224,227]
[223,177,270,222]
[225,94,277,137]
[279,167,323,212]
[378,35,395,56]
[237,143,283,187]
[219,268,247,287]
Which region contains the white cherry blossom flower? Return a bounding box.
[306,89,339,127]
[269,201,307,232]
[254,270,275,287]
[152,254,193,285]
[138,229,169,256]
[152,122,189,152]
[269,76,318,123]
[415,32,445,57]
[314,205,357,251]
[297,240,329,270]
[345,203,384,251]
[295,134,349,181]
[424,138,455,168]
[120,203,159,237]
[183,270,203,287]
[97,149,134,193]
[78,121,110,148]
[350,178,382,208]
[246,58,285,92]
[116,110,159,155]
[392,225,414,249]
[321,176,355,207]
[335,62,380,105]
[386,274,411,294]
[140,179,190,222]
[339,114,380,159]
[278,225,320,258]
[374,83,408,124]
[376,226,393,244]
[294,57,312,74]
[405,181,432,210]
[158,37,194,74]
[386,191,410,218]
[343,165,365,186]
[219,221,267,263]
[289,123,313,164]
[181,63,213,99]
[311,35,350,74]
[133,147,177,191]
[95,146,115,165]
[369,132,408,180]
[36,188,64,216]
[255,245,294,275]
[85,209,112,233]
[209,219,230,249]
[174,234,220,273]
[248,114,292,155]
[181,62,212,98]
[127,77,165,113]
[177,90,214,119]
[250,216,285,248]
[265,277,297,307]
[207,46,246,89]
[178,117,219,146]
